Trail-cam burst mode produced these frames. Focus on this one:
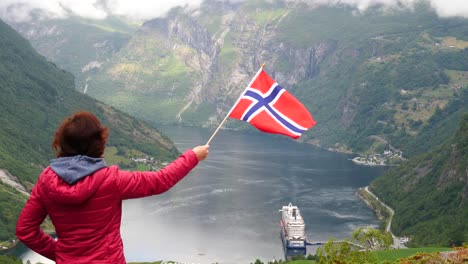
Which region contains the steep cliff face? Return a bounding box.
[82,3,338,127]
[205,16,338,126]
[83,9,221,123]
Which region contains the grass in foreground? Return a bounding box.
[115,247,461,264]
[374,247,451,261]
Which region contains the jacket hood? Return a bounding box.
[47,155,108,205]
[50,155,107,185]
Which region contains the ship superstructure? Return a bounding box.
[279,203,307,256]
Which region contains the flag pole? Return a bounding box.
[206,64,266,145]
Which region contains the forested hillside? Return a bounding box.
[370,113,468,246]
[0,19,179,241]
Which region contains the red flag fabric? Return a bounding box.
[229,70,316,139]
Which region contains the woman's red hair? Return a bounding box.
[52,111,109,158]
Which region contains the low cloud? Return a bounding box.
[0,0,202,22]
[312,0,468,18]
[429,0,468,18]
[0,0,467,23]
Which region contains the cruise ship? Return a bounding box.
[279,203,307,256]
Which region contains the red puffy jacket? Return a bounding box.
[16,150,198,263]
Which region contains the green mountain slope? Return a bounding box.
[0,19,178,241]
[10,16,138,88]
[370,113,468,246]
[272,3,468,158]
[88,11,204,123]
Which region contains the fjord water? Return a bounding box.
[20,126,385,264]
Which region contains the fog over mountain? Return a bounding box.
[1,0,467,22]
[0,0,202,22]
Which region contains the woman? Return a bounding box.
[16,111,209,263]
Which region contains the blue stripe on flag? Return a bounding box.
[242,85,305,134]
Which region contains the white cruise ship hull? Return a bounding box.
[279,203,307,257]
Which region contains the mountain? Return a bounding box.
[10,16,138,80]
[0,19,179,241]
[370,112,468,246]
[9,1,468,159]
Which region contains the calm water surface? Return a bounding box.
[20,126,386,263]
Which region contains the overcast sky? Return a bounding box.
[0,0,467,22]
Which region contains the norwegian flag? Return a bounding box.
[228,69,316,139]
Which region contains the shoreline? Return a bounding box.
[356,186,406,249]
[356,187,392,231]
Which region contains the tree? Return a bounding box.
[253,259,264,264]
[0,255,22,264]
[317,237,359,264]
[316,228,392,263]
